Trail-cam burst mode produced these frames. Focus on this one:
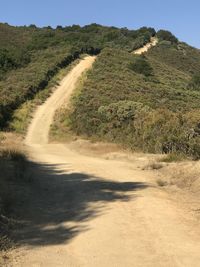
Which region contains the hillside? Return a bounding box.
[1,23,200,158]
[52,32,200,158]
[0,23,155,127]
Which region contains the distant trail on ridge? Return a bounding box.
[133,37,158,55]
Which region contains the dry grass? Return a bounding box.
[50,107,75,143]
[0,133,31,254]
[159,153,187,163]
[156,179,168,187]
[0,146,29,212]
[152,159,200,197]
[143,161,164,170]
[0,147,26,161]
[166,164,200,192]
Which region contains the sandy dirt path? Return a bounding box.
[134,37,158,55]
[9,55,200,267]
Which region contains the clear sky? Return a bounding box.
[0,0,199,48]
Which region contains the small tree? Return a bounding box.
[29,24,37,29]
[56,25,63,30]
[157,30,178,44]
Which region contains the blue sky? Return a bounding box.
[0,0,199,48]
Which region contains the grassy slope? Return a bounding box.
[147,42,200,75]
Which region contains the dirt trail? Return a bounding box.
[9,55,200,267]
[25,56,96,146]
[134,37,158,55]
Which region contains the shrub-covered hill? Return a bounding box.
[2,23,200,158]
[0,23,156,127]
[66,39,200,158]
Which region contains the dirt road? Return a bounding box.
[10,56,200,267]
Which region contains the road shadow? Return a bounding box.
[13,161,148,247]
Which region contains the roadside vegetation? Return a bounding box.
[0,134,31,256]
[9,58,81,134]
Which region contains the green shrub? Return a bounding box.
[159,40,172,47]
[188,73,200,91]
[157,30,178,44]
[98,101,145,122]
[132,36,148,50]
[129,56,153,76]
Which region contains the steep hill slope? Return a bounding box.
[53,34,200,158]
[0,23,155,127]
